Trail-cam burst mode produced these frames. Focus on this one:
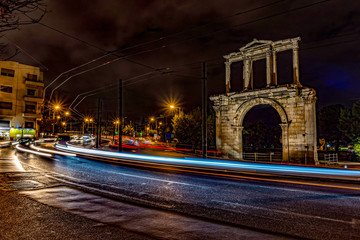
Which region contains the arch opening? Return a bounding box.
[242,104,283,161]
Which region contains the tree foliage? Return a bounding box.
[338,101,360,142]
[318,104,348,147]
[353,138,360,157]
[122,124,134,136]
[171,108,215,149]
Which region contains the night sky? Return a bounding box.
[3,0,360,121]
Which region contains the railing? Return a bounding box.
[243,152,283,162]
[319,153,338,165]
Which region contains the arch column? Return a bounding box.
[292,45,301,86]
[279,123,289,162]
[233,125,244,159]
[266,51,272,88]
[225,61,231,93]
[243,59,251,90]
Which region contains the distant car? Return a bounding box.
[57,135,71,142]
[18,137,34,146]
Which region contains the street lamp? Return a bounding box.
[65,111,70,132]
[52,104,61,135]
[150,117,158,137]
[89,118,94,135]
[83,118,89,135]
[113,120,120,142]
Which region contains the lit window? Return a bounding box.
[25,104,36,113]
[0,102,12,109]
[27,74,37,81]
[25,122,34,128]
[1,68,15,77]
[0,86,12,93]
[27,89,36,96]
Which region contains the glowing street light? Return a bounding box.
[89,118,94,135]
[52,104,62,135]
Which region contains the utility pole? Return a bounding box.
[96,98,102,149]
[118,78,123,152]
[202,62,207,159]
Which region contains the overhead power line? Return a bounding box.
[49,0,331,108]
[29,1,287,95]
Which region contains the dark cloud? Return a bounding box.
[3,0,360,120]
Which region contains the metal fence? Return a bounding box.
[318,153,338,165]
[243,152,283,162]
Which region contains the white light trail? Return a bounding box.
[16,144,52,157]
[30,144,76,157]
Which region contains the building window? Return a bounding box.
[0,102,12,109]
[1,68,15,77]
[27,74,38,81]
[27,89,36,96]
[25,122,34,128]
[0,85,12,93]
[0,120,10,128]
[25,104,36,113]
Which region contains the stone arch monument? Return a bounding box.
[210,37,318,163]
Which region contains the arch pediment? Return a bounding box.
[239,39,273,52]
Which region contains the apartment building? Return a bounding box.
[0,61,44,140]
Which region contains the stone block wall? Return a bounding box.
[210,85,317,163]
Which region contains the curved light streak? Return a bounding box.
[16,144,52,157]
[55,144,360,178]
[30,144,76,157]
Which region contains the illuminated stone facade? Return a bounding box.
[210,37,318,163]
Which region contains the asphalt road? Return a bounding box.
[2,146,360,239]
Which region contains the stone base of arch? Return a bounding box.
[210,86,318,164]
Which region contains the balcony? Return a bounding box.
[24,95,44,102]
[22,112,41,118]
[25,79,44,87]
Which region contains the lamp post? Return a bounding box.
[52,105,61,135]
[83,118,89,135]
[116,120,120,142]
[90,118,94,135]
[150,117,158,138]
[65,111,70,132]
[62,122,66,132]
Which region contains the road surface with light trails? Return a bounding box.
[2,146,360,239]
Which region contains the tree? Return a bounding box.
[171,108,215,149]
[318,104,348,149]
[0,0,46,59]
[0,0,46,33]
[339,101,360,142]
[122,124,134,136]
